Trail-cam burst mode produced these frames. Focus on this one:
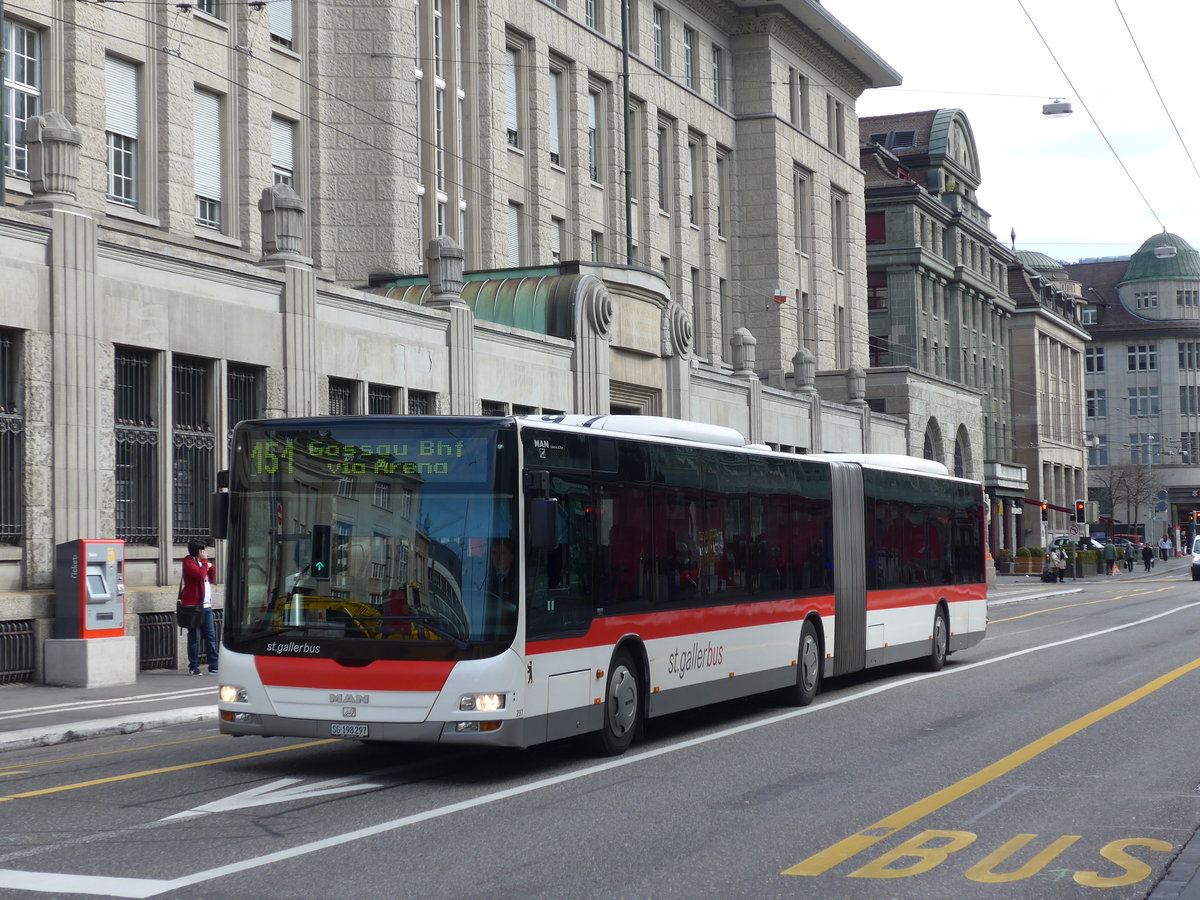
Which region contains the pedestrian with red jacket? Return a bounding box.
[181,540,218,676]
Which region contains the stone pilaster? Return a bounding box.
[572,275,613,415]
[426,237,475,415]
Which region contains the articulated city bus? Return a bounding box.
[213,415,987,754]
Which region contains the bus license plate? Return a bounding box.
[331,723,368,738]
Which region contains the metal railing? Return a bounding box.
[0,620,35,684]
[138,612,177,671]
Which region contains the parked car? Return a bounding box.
[1050,536,1104,551]
[1191,536,1200,581]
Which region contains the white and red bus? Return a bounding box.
[214,414,987,754]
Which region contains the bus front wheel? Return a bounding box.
[594,649,641,756]
[925,607,949,672]
[780,619,821,706]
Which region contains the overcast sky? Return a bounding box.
[822,0,1200,264]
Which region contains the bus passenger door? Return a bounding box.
[829,462,866,675]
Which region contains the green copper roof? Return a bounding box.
[1119,232,1200,285]
[379,270,583,337]
[1016,250,1068,275]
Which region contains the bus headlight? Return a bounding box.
[459,692,505,712]
[219,685,248,703]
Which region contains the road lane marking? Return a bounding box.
[989,588,1167,623]
[0,688,215,722]
[781,653,1200,876]
[0,735,225,776]
[161,777,383,820]
[0,740,336,802]
[2,600,1199,896]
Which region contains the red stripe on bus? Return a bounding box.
[526,584,984,655]
[255,656,456,691]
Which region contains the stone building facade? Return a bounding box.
[1,1,919,679]
[1068,234,1200,540]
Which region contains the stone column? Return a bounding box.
[572,275,613,415]
[425,236,475,415]
[662,303,692,420]
[259,186,319,416]
[793,349,820,454]
[23,114,104,544]
[730,328,762,444]
[846,364,869,452]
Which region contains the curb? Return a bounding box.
[0,706,216,754]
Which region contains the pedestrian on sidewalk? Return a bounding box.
[1050,547,1067,583]
[1142,543,1154,572]
[181,540,219,676]
[1159,536,1172,562]
[1124,543,1136,572]
[1104,541,1117,575]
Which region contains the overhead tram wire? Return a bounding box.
[1015,0,1165,233]
[1112,0,1200,184]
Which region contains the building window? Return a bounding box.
[2,20,41,178]
[482,400,507,416]
[591,230,603,262]
[194,0,219,16]
[1181,433,1200,466]
[115,348,158,545]
[869,335,889,367]
[1181,342,1200,370]
[507,201,523,266]
[1088,435,1108,467]
[711,44,725,106]
[865,211,885,245]
[1177,289,1199,307]
[193,89,223,230]
[271,116,296,186]
[1128,387,1159,417]
[867,271,888,310]
[269,0,295,49]
[1081,306,1098,325]
[652,6,666,71]
[0,329,22,545]
[407,389,435,415]
[328,378,357,415]
[1134,290,1158,309]
[550,216,564,264]
[830,191,847,271]
[657,123,670,212]
[793,169,810,256]
[548,67,563,167]
[587,89,602,182]
[172,356,214,543]
[1127,344,1158,371]
[105,56,139,206]
[682,26,697,91]
[585,0,603,32]
[715,152,728,238]
[1085,347,1105,373]
[1086,388,1106,418]
[367,384,397,414]
[505,48,521,148]
[686,140,699,225]
[227,365,262,436]
[1182,386,1200,416]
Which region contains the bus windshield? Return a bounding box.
[224,419,519,661]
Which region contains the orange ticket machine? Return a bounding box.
[54,540,126,639]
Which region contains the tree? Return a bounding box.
[1092,463,1159,534]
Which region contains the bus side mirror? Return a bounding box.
[529,498,559,550]
[210,492,229,540]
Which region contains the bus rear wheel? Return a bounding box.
[924,607,949,672]
[780,619,821,706]
[594,649,641,756]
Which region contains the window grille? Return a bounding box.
[115,348,159,544]
[368,384,396,415]
[227,364,260,436]
[172,356,213,543]
[407,390,434,415]
[0,330,22,545]
[329,378,356,415]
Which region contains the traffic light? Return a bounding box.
[1040,502,1048,521]
[310,523,332,579]
[1075,500,1086,523]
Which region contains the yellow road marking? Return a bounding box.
[783,653,1200,876]
[0,739,337,802]
[990,587,1168,623]
[0,734,225,776]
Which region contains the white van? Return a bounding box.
[1191,536,1200,581]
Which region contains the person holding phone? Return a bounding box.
[181,540,219,675]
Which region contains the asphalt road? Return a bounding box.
[1,574,1199,899]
